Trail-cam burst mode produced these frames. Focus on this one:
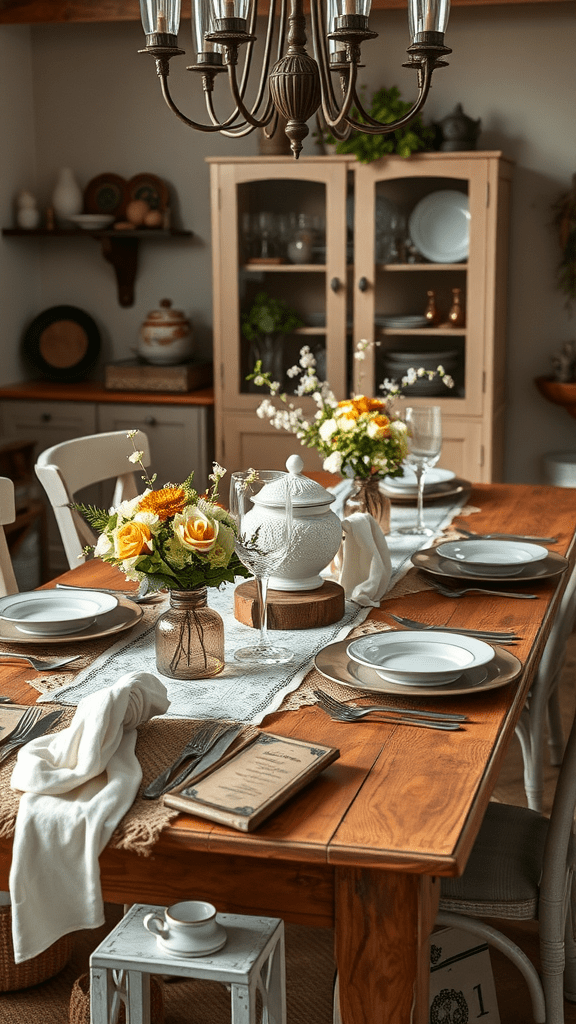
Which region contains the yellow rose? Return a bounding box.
[115,521,153,559]
[175,510,219,553]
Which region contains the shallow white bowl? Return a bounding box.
[383,467,455,493]
[346,630,495,685]
[436,539,548,573]
[70,214,114,231]
[0,590,118,636]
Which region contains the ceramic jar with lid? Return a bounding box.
[137,298,194,365]
[243,454,342,591]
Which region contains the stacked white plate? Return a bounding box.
[383,467,455,495]
[436,539,549,578]
[346,631,495,687]
[376,314,429,329]
[0,590,118,636]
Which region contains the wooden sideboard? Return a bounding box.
[0,381,214,578]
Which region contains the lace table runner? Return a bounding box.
[36,491,472,725]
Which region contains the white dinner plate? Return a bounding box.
[383,467,456,494]
[381,477,470,505]
[0,595,143,645]
[436,539,548,574]
[0,589,118,636]
[409,190,470,263]
[412,546,569,583]
[315,638,522,697]
[346,630,494,685]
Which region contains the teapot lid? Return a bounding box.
[251,454,336,508]
[143,298,189,324]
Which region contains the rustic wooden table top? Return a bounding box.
[0,480,573,1023]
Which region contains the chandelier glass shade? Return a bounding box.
[139,0,451,157]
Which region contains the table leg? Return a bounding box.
[335,867,440,1024]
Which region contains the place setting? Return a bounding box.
[314,628,523,699]
[0,588,145,646]
[412,537,569,583]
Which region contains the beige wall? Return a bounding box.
[0,5,574,482]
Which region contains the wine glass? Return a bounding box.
[396,406,442,536]
[229,470,294,665]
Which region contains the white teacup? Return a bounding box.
[143,901,226,956]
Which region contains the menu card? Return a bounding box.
[164,732,339,832]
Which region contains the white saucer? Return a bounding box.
[156,928,227,958]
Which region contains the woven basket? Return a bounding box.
[69,971,165,1024]
[0,904,74,992]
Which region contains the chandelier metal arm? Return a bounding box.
[309,0,353,131]
[344,62,433,135]
[158,69,247,132]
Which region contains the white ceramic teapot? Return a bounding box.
[244,454,342,591]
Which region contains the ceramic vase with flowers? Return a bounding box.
[249,340,454,534]
[74,440,250,679]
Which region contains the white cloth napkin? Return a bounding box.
[9,671,169,963]
[333,512,392,607]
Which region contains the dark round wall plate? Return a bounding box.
[22,305,101,382]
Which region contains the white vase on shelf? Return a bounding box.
[51,167,83,225]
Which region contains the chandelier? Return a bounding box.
[139,0,451,158]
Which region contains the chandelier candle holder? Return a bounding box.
[138,0,451,157]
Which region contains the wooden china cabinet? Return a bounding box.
[208,152,513,482]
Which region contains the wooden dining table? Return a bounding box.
[0,481,575,1024]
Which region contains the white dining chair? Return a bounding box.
[35,430,151,569]
[0,476,19,597]
[515,563,576,812]
[437,681,576,1024]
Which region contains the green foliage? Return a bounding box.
[242,291,304,343]
[72,503,113,534]
[325,86,437,164]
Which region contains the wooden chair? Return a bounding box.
[0,477,18,597]
[438,683,576,1024]
[35,430,151,569]
[515,564,576,812]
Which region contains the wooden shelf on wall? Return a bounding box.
[0,0,569,23]
[1,227,193,308]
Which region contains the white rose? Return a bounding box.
[323,451,343,474]
[94,532,113,557]
[319,418,338,441]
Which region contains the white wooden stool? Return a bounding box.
[89,903,286,1024]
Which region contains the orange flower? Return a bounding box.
[115,521,153,560]
[336,400,360,420]
[138,487,187,521]
[372,414,391,437]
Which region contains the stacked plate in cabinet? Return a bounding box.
[382,348,459,394]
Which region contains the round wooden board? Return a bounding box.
[234,579,345,631]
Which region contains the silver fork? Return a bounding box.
[0,706,42,747]
[56,579,153,603]
[143,720,232,800]
[387,613,521,642]
[0,709,63,765]
[313,690,461,731]
[313,689,467,723]
[0,653,81,671]
[427,580,537,600]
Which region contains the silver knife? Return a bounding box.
[161,724,244,798]
[478,533,557,543]
[0,710,64,764]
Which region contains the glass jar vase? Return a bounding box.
[155,588,225,680]
[343,477,391,535]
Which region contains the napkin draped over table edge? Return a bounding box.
[8,670,169,963]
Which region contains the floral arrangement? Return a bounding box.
[249,341,454,479]
[74,435,251,591]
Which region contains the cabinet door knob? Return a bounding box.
[40,413,52,423]
[358,277,369,292]
[330,277,340,293]
[144,416,157,427]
